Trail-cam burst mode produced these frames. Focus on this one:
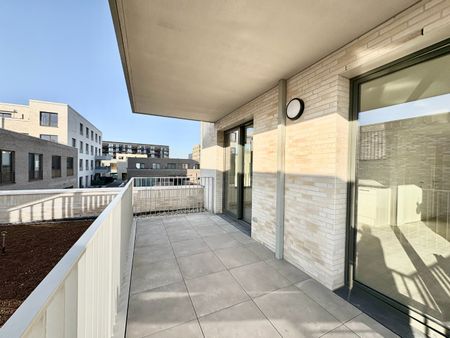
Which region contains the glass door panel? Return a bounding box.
[355,53,450,323]
[243,125,253,223]
[224,129,239,217]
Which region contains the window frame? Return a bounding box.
[51,155,61,178]
[0,149,15,185]
[39,111,58,127]
[28,153,43,181]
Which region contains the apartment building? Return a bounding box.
[111,0,450,336]
[0,99,102,188]
[127,158,199,179]
[102,140,169,159]
[0,128,77,190]
[190,144,201,164]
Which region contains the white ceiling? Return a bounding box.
[111,0,417,122]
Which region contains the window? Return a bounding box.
[0,112,12,118]
[40,134,58,142]
[85,175,89,186]
[51,156,61,178]
[152,163,160,169]
[79,159,83,171]
[95,133,98,142]
[86,127,89,137]
[136,163,145,169]
[67,157,74,176]
[182,163,189,169]
[40,111,58,127]
[85,143,89,154]
[99,136,101,144]
[91,145,94,155]
[80,141,83,153]
[80,123,83,135]
[167,163,176,169]
[90,160,93,170]
[85,159,89,171]
[28,153,43,180]
[72,138,76,148]
[0,150,15,184]
[79,177,83,188]
[91,130,94,140]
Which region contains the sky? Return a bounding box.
[0,0,200,158]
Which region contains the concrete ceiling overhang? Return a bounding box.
[110,0,418,122]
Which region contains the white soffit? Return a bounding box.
[110,0,418,122]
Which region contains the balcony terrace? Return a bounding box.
[0,178,397,338]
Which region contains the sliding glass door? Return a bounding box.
[223,123,253,224]
[351,46,450,329]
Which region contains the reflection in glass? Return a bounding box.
[243,125,253,223]
[224,129,239,217]
[355,54,450,323]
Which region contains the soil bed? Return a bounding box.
[0,219,92,326]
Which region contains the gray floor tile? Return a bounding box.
[172,238,211,257]
[147,320,203,338]
[135,232,170,247]
[254,286,341,337]
[203,233,241,250]
[131,258,182,294]
[265,258,311,283]
[168,229,200,243]
[136,224,165,236]
[215,245,261,269]
[345,314,399,338]
[185,270,249,317]
[245,242,275,260]
[178,251,226,279]
[199,300,281,338]
[321,325,360,337]
[229,231,256,244]
[230,261,291,298]
[295,279,360,322]
[194,224,227,237]
[133,243,174,266]
[126,281,196,338]
[217,223,241,233]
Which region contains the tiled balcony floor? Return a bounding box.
[126,213,398,338]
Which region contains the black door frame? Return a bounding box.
[223,121,253,225]
[343,38,450,337]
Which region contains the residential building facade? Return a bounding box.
[0,128,77,190]
[102,140,169,159]
[191,143,201,164]
[127,158,199,179]
[111,0,450,336]
[0,99,102,188]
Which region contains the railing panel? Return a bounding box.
[133,176,214,215]
[0,181,134,338]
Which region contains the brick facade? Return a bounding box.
[201,0,450,289]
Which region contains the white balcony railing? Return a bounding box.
[0,181,134,338]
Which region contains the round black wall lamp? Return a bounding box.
[286,98,304,120]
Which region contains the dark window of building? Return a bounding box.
[80,123,83,135]
[72,138,76,147]
[182,163,189,169]
[67,157,74,176]
[86,127,89,137]
[167,163,176,169]
[152,163,160,169]
[85,159,89,171]
[40,111,58,127]
[0,150,15,184]
[99,136,101,144]
[28,153,43,180]
[85,143,89,154]
[0,112,12,118]
[51,155,61,178]
[79,159,83,171]
[91,130,94,140]
[40,134,58,142]
[90,160,93,170]
[79,176,83,188]
[80,141,83,153]
[95,133,98,142]
[91,145,94,155]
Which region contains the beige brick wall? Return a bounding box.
[201,0,450,289]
